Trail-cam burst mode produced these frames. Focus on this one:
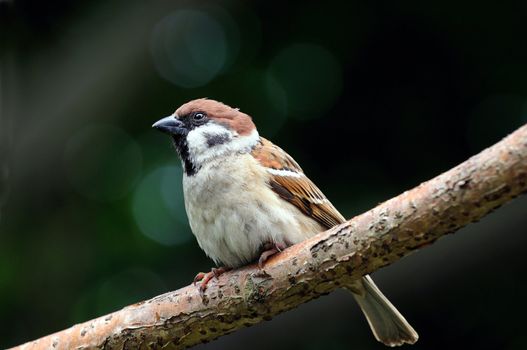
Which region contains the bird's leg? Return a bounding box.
[258,242,287,269]
[193,267,231,293]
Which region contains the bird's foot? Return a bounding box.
[193,267,231,294]
[258,242,287,269]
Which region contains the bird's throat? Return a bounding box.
[171,135,198,176]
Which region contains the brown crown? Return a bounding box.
[176,98,256,136]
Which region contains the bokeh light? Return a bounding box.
[5,1,527,348]
[132,165,191,246]
[150,7,239,88]
[219,69,288,137]
[64,124,142,201]
[268,43,343,120]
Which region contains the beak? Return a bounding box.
[152,116,186,136]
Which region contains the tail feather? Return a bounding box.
[350,275,418,347]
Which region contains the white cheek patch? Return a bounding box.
[231,128,259,152]
[187,123,230,161]
[204,132,232,147]
[187,124,259,165]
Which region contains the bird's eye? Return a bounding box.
[193,112,206,122]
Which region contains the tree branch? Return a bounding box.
[12,124,527,350]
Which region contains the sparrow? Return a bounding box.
[153,98,418,346]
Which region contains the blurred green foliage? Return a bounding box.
[1,0,527,349]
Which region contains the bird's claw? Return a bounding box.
[258,242,287,269]
[193,272,206,286]
[193,267,230,294]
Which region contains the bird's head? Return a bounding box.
[153,98,259,175]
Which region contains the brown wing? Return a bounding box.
[251,137,346,229]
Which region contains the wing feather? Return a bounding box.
[251,138,345,229]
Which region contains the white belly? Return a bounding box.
[182,153,322,267]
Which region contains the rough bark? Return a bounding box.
[12,124,527,350]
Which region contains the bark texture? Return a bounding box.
[12,124,527,350]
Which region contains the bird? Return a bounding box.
[152,98,418,347]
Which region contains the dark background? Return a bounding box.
[1,0,527,349]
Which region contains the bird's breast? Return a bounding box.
[182,154,321,267]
